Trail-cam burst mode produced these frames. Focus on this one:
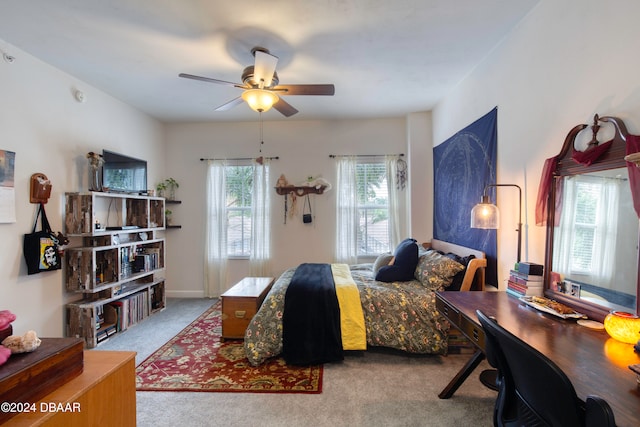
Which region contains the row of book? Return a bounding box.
[96,290,150,343]
[119,246,162,278]
[506,262,544,298]
[133,248,162,273]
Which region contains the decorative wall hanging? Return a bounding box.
[275,174,330,224]
[433,107,498,285]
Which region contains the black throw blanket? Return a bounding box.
[282,263,344,365]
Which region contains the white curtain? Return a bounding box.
[553,175,620,288]
[385,155,406,248]
[591,177,620,288]
[250,159,271,275]
[204,160,228,297]
[335,156,358,264]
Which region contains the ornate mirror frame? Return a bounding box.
[544,115,640,322]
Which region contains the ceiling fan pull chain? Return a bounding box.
[259,111,264,153]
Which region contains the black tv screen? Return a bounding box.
[102,150,147,194]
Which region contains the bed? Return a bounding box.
[244,239,486,366]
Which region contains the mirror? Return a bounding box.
[551,168,638,311]
[544,115,640,321]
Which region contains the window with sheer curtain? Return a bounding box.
[205,160,271,297]
[335,155,405,263]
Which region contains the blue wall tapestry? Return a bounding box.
[433,107,498,286]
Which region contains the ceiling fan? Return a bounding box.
[179,47,335,117]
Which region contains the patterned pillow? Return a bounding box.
[414,250,465,291]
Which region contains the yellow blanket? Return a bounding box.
[332,264,367,350]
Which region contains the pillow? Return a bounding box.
[443,253,476,291]
[414,250,465,291]
[375,238,419,282]
[373,252,395,274]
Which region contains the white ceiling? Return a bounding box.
[0,0,539,123]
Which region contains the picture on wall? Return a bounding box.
[433,108,498,286]
[0,149,16,223]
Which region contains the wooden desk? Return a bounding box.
[7,350,136,426]
[436,291,640,427]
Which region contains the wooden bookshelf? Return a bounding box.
[64,192,166,348]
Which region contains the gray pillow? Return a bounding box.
[373,253,394,274]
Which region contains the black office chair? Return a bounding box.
[476,310,616,427]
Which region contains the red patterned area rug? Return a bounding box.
[135,301,322,393]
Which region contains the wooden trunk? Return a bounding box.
[221,277,274,340]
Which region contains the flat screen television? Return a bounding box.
[101,150,147,194]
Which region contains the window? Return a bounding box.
[570,180,599,273]
[356,162,389,256]
[225,165,253,257]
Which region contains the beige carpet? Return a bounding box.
[97,298,496,427]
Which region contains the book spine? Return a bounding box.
[508,280,543,296]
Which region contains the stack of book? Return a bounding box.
[507,262,544,297]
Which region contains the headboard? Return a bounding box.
[422,239,487,292]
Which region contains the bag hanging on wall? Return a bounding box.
[23,203,63,275]
[303,194,313,224]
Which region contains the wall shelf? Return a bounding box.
[275,185,327,196]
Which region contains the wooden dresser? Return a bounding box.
[221,277,274,340]
[7,351,136,426]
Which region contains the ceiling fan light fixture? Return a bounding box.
[242,89,279,113]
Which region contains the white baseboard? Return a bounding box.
[166,290,207,298]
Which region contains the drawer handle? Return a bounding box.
[235,310,246,318]
[442,306,449,316]
[472,328,480,341]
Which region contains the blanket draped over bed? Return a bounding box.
[282,263,342,365]
[282,263,366,365]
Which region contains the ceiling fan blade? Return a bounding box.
[253,50,278,88]
[272,84,335,96]
[179,73,245,88]
[214,96,244,111]
[272,97,299,117]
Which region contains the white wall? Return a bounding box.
[164,117,417,296]
[0,39,165,336]
[432,0,640,288]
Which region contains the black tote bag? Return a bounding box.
[23,203,62,275]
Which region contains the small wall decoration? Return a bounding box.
[0,149,16,223]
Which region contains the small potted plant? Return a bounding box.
[165,209,172,226]
[164,178,179,200]
[156,182,167,198]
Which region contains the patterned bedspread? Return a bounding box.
[244,264,450,366]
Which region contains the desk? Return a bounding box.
[436,291,640,427]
